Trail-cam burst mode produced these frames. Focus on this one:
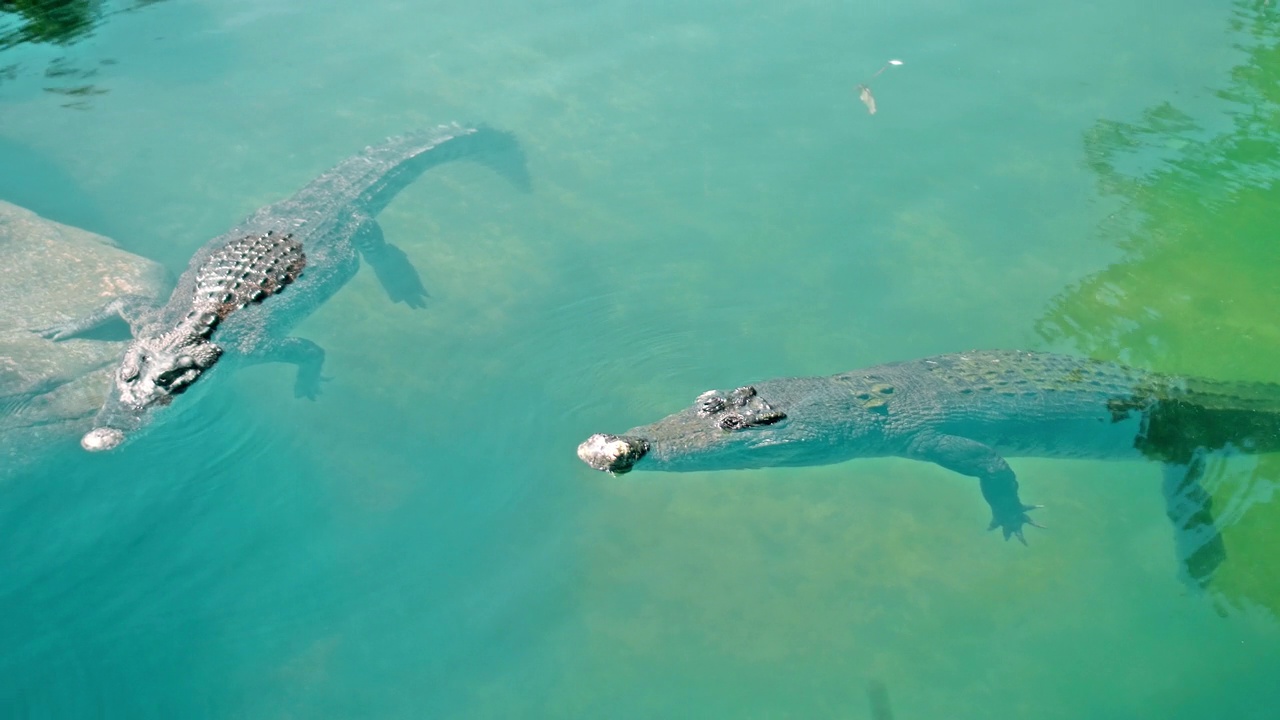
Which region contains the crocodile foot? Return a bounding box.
[295,372,330,400]
[988,504,1045,545]
[31,323,73,341]
[30,295,151,341]
[32,317,98,341]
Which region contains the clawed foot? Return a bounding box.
[295,373,331,400]
[988,504,1045,545]
[31,323,74,341]
[369,245,429,309]
[387,286,428,309]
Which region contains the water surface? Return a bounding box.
[2,0,1279,717]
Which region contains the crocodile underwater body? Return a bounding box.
[577,350,1280,585]
[39,124,528,451]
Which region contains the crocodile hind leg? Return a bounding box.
[32,293,157,340]
[245,336,327,399]
[353,218,428,308]
[1162,452,1226,591]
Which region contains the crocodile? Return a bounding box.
[576,350,1280,586]
[38,124,528,451]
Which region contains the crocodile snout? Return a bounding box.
[577,433,650,473]
[81,427,126,452]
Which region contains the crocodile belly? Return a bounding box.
[941,413,1148,461]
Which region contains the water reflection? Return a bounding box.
[0,0,166,104]
[0,0,102,49]
[1,0,165,47]
[1040,1,1280,614]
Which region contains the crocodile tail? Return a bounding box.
[356,124,531,216]
[1139,375,1280,461]
[463,125,532,193]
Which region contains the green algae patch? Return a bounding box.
[1039,5,1280,615]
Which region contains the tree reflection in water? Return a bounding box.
[0,1,168,106]
[1,1,103,50]
[1039,1,1280,615]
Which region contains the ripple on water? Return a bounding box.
[120,370,281,479]
[0,370,305,702]
[534,286,707,418]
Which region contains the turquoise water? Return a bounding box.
[2,0,1280,717]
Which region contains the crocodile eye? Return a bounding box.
[718,414,747,431]
[698,396,726,414]
[156,367,184,386]
[155,365,201,392]
[166,371,198,392]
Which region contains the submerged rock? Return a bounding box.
[0,200,167,473]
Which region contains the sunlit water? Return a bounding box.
[2,0,1279,717]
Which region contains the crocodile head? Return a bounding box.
[578,384,814,474]
[82,328,222,451]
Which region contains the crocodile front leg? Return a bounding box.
[353,218,428,308]
[245,336,327,399]
[903,432,1043,544]
[32,294,157,340]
